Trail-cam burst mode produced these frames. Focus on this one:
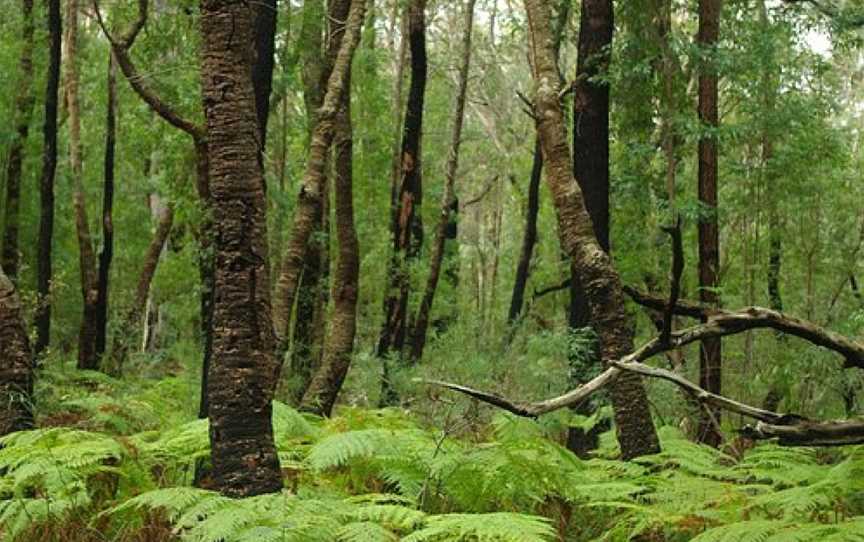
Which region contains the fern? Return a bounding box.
[402,512,556,542]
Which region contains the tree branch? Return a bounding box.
[92,0,203,139]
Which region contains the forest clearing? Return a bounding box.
[1,0,864,540]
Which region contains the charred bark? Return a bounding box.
[379,0,428,403]
[0,268,33,435]
[96,54,117,359]
[200,0,283,497]
[507,140,542,324]
[252,0,278,148]
[34,0,61,356]
[2,0,36,280]
[524,0,660,459]
[696,0,723,447]
[409,0,475,363]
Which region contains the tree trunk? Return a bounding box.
[507,139,542,324]
[0,268,33,435]
[35,0,62,356]
[524,0,660,460]
[2,0,36,280]
[409,0,475,363]
[252,0,278,149]
[200,0,283,497]
[96,53,117,359]
[379,0,428,404]
[107,202,174,375]
[65,0,100,371]
[300,0,360,415]
[271,0,367,385]
[696,0,723,447]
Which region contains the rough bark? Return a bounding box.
[697,0,723,447]
[34,0,62,356]
[524,0,660,459]
[108,203,174,374]
[507,139,542,324]
[409,0,475,363]
[96,53,117,359]
[2,0,36,280]
[0,268,33,435]
[65,0,100,371]
[299,0,360,415]
[272,0,367,378]
[200,0,282,497]
[378,0,428,404]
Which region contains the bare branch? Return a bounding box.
[463,175,500,206]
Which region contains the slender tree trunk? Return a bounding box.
[524,0,660,459]
[95,54,117,359]
[300,0,360,415]
[108,203,174,375]
[379,0,428,404]
[2,0,36,280]
[35,0,62,356]
[507,139,542,324]
[252,0,278,149]
[696,0,723,447]
[200,0,282,497]
[272,0,367,387]
[0,268,33,435]
[409,0,475,363]
[65,0,100,371]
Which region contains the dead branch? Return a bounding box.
[532,278,570,300]
[463,175,500,206]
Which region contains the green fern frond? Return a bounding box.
[337,521,400,542]
[402,512,556,542]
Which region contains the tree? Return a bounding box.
[95,54,117,360]
[199,0,282,497]
[35,0,61,356]
[1,0,36,280]
[0,267,33,435]
[523,0,661,459]
[696,0,723,447]
[409,0,476,363]
[378,0,428,403]
[300,0,363,415]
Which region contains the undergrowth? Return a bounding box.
[1,366,863,541]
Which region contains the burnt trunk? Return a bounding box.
[2,0,36,280]
[299,0,360,415]
[200,0,283,497]
[696,0,723,447]
[35,0,61,356]
[409,0,475,363]
[524,0,660,460]
[0,268,33,435]
[96,54,117,359]
[507,139,542,324]
[252,0,278,148]
[379,0,427,403]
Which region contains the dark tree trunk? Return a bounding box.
[252,0,278,149]
[200,0,283,497]
[524,0,660,460]
[0,268,33,435]
[107,203,173,375]
[379,0,427,404]
[409,0,475,363]
[300,0,362,415]
[35,0,61,356]
[2,0,36,280]
[696,0,723,447]
[96,54,117,359]
[507,139,542,324]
